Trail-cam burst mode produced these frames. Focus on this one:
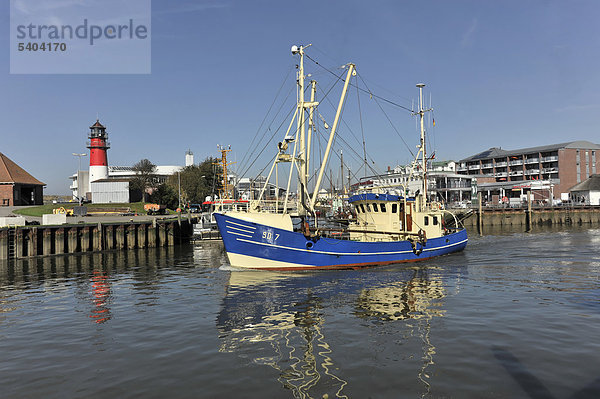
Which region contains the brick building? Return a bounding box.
[0,152,45,206]
[457,141,600,202]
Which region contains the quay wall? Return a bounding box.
[0,218,194,261]
[462,207,600,227]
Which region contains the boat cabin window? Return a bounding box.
[355,205,361,213]
[366,204,371,212]
[424,216,429,226]
[372,203,378,212]
[360,204,365,213]
[391,203,397,213]
[433,216,438,225]
[380,203,386,212]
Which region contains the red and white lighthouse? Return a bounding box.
[87,119,110,190]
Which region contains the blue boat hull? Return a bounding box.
[214,213,468,270]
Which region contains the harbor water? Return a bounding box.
[1,226,599,398]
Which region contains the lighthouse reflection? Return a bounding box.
[89,269,112,324]
[216,267,447,398]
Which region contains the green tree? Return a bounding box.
[149,183,179,209]
[130,158,156,202]
[167,157,222,205]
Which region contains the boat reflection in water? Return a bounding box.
[216,267,447,398]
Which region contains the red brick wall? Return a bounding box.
[0,184,14,206]
[557,149,577,195]
[558,148,600,195]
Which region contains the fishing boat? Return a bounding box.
[214,44,467,270]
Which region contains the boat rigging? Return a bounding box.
[213,45,468,270]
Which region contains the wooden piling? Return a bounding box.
[526,191,532,232]
[158,223,167,247]
[127,224,137,250]
[68,227,78,253]
[478,192,483,236]
[55,228,65,254]
[0,230,7,259]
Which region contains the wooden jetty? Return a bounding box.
[462,205,600,228]
[0,218,195,261]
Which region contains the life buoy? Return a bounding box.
[412,240,423,256]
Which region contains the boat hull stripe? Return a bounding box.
[229,231,254,238]
[225,220,256,230]
[235,237,467,256]
[226,225,255,235]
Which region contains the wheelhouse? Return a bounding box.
[349,192,445,242]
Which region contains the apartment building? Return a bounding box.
[457,141,600,199]
[356,163,474,206]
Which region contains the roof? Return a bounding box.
[90,119,106,129]
[91,178,132,183]
[460,141,600,162]
[569,174,600,192]
[349,193,414,203]
[0,152,45,185]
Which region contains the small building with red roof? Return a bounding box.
[0,152,45,206]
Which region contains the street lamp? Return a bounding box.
[72,153,87,205]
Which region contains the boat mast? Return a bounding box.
[292,44,318,216]
[296,45,307,215]
[307,80,317,188]
[414,83,432,210]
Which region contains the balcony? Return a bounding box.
[481,163,493,169]
[509,170,524,176]
[525,158,540,164]
[468,165,480,170]
[542,156,558,162]
[456,166,467,172]
[86,140,111,148]
[509,159,523,166]
[495,161,507,167]
[495,172,508,177]
[525,169,540,175]
[542,167,558,173]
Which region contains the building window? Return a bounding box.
[577,164,581,183]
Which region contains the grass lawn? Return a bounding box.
[13,202,160,217]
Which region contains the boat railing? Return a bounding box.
[254,199,298,213]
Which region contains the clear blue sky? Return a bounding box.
[3,0,600,194]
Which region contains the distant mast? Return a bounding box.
[216,145,235,200]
